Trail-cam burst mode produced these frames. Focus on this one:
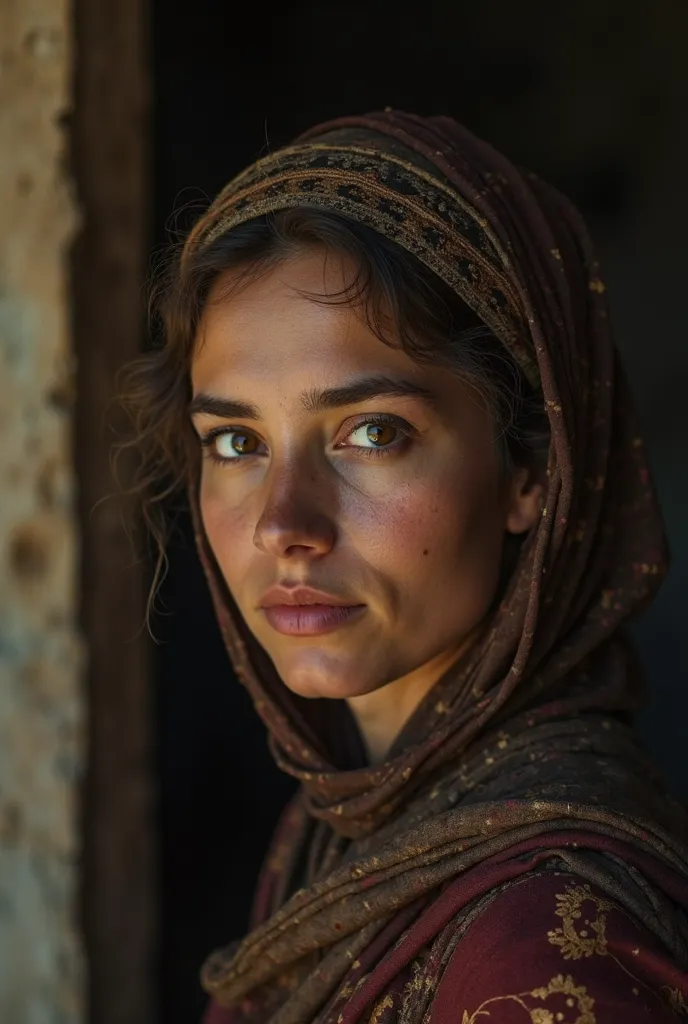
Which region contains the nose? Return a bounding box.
[253,457,337,561]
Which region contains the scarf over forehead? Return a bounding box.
[181,112,688,1021]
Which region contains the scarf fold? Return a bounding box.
[180,110,687,1021]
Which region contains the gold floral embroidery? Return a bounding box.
[663,986,688,1016]
[460,973,595,1023]
[547,883,688,1016]
[547,884,613,959]
[369,993,394,1023]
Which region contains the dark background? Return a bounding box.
[150,3,688,1021]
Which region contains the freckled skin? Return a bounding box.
[191,250,543,760]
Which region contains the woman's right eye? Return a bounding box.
[200,428,265,464]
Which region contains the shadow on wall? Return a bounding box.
[151,2,688,1021]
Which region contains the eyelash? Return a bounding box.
[198,414,414,468]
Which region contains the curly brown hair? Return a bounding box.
[115,208,550,621]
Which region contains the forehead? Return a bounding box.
[189,251,494,437]
[192,250,417,385]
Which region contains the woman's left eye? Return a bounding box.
[340,416,412,454]
[347,421,398,448]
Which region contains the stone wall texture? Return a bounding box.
[0,2,83,1022]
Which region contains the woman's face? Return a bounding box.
[191,249,541,701]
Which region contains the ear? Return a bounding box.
[505,464,545,535]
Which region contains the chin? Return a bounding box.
[274,648,385,701]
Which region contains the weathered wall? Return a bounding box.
[0,2,83,1023]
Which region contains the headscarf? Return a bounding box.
[181,111,688,1023]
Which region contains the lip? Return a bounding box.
[259,586,365,636]
[262,604,365,636]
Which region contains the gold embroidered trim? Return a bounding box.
[547,883,613,960]
[369,994,394,1024]
[662,986,688,1016]
[461,972,595,1023]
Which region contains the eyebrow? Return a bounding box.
[188,374,438,420]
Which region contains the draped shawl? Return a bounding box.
[180,111,688,1023]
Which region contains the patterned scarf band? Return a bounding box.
[182,137,540,389]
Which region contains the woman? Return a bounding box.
[123,111,688,1021]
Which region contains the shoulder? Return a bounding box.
[431,870,688,1023]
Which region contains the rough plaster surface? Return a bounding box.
[0,3,83,1022]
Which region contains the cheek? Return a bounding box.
[355,468,506,613]
[352,468,500,559]
[199,476,255,580]
[344,479,428,560]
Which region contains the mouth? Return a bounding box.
[259,585,366,637]
[261,604,365,636]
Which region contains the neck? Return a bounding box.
[346,643,469,764]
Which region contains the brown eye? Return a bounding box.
[214,430,260,458]
[343,418,406,452]
[364,423,397,447]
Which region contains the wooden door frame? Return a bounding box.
[71,2,156,1021]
